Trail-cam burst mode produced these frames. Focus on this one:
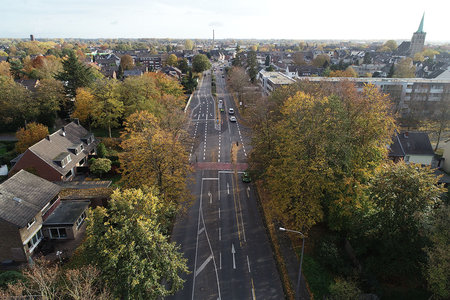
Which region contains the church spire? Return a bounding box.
[417,12,425,33]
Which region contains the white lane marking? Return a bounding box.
[247,255,251,273]
[232,243,236,269]
[192,174,204,300]
[198,227,205,235]
[219,227,221,240]
[219,208,221,219]
[247,186,250,198]
[227,182,230,194]
[195,254,213,277]
[220,252,222,270]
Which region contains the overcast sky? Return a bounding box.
[1,0,449,42]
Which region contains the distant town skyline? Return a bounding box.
[1,0,449,42]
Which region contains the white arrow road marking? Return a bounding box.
[247,186,250,198]
[208,191,212,204]
[195,254,213,277]
[247,255,251,273]
[198,227,205,235]
[232,243,236,269]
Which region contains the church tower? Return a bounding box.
[409,13,426,57]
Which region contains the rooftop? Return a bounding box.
[43,200,89,226]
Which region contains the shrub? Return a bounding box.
[0,271,25,288]
[328,278,361,300]
[96,143,107,158]
[89,158,111,177]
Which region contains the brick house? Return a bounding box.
[10,121,97,182]
[0,170,90,263]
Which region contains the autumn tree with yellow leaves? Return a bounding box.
[119,111,192,207]
[249,81,396,233]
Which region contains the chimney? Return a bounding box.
[73,118,80,126]
[46,135,50,141]
[61,126,66,136]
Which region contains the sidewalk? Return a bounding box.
[0,134,17,141]
[277,229,311,300]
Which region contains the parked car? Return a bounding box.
[229,116,237,122]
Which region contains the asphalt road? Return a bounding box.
[168,63,284,300]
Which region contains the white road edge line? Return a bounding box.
[247,255,251,273]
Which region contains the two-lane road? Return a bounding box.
[168,64,283,300]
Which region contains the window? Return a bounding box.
[49,228,67,239]
[27,217,36,229]
[76,212,86,229]
[26,229,43,253]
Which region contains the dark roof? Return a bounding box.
[24,122,97,175]
[43,200,89,226]
[389,132,434,157]
[15,79,39,92]
[0,170,61,227]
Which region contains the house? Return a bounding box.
[9,121,97,182]
[160,66,182,80]
[258,70,296,94]
[0,170,90,263]
[388,131,435,165]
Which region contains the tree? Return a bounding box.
[181,70,197,94]
[387,63,395,78]
[96,142,108,158]
[292,52,306,66]
[227,66,250,105]
[393,57,415,78]
[359,162,445,277]
[34,78,65,127]
[423,205,450,299]
[72,87,96,129]
[34,55,63,79]
[312,54,330,67]
[250,82,396,232]
[83,188,188,299]
[166,54,178,66]
[192,54,211,73]
[184,39,194,50]
[120,54,134,70]
[363,52,372,64]
[0,76,36,130]
[90,158,111,177]
[0,61,11,77]
[55,50,95,99]
[177,58,189,74]
[383,40,398,52]
[119,111,192,206]
[90,79,124,138]
[328,278,361,300]
[329,67,357,77]
[247,50,258,83]
[265,55,271,67]
[15,122,49,153]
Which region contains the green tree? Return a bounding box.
[265,55,271,67]
[177,58,189,74]
[83,188,188,299]
[192,54,211,73]
[383,40,398,52]
[166,54,178,66]
[247,50,258,83]
[34,78,65,127]
[96,142,108,158]
[89,158,111,177]
[363,52,372,64]
[393,58,416,78]
[55,50,95,99]
[72,87,96,129]
[181,70,197,94]
[328,278,361,300]
[359,162,445,277]
[90,79,124,138]
[423,205,450,299]
[184,39,194,50]
[312,54,330,67]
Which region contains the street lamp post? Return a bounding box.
[279,227,305,300]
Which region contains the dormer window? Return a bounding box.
[81,134,94,145]
[69,144,83,155]
[54,152,72,168]
[27,217,36,229]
